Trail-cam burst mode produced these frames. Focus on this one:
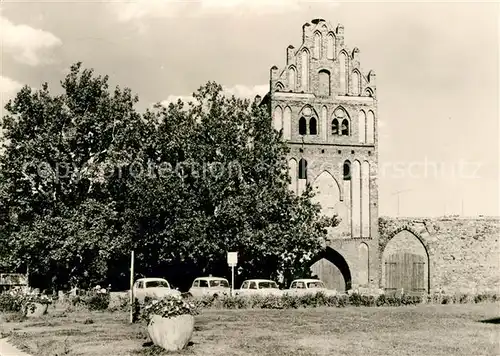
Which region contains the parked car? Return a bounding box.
[132,277,181,302]
[187,276,230,298]
[235,279,283,297]
[285,278,337,296]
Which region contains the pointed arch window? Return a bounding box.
[343,161,351,181]
[326,33,335,59]
[333,107,349,136]
[339,52,347,94]
[288,67,296,91]
[283,106,292,140]
[366,111,375,144]
[309,117,317,135]
[313,32,322,59]
[298,158,308,180]
[352,71,360,95]
[341,119,349,136]
[331,118,339,135]
[318,69,331,96]
[299,117,307,135]
[301,50,309,91]
[321,106,327,140]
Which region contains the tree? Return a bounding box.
[0,65,339,291]
[123,82,339,289]
[0,62,144,289]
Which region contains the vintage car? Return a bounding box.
[132,277,181,302]
[285,278,338,296]
[187,276,230,298]
[235,279,283,297]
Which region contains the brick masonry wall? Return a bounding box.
[266,19,381,291]
[328,238,380,289]
[379,216,500,294]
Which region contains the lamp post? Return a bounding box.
[392,189,413,217]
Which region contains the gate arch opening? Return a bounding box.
[309,247,352,292]
[382,229,430,295]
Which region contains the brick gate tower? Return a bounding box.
[261,19,379,291]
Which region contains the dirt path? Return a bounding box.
[0,338,33,356]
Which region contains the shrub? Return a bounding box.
[348,293,363,307]
[220,295,247,309]
[336,294,349,307]
[313,292,328,307]
[298,293,321,308]
[84,293,110,311]
[280,294,299,309]
[441,295,451,305]
[457,294,470,304]
[179,291,496,310]
[0,288,52,315]
[362,295,376,307]
[0,292,23,313]
[189,295,218,309]
[109,293,130,312]
[401,295,421,305]
[261,295,285,309]
[67,286,111,311]
[473,293,497,304]
[375,294,386,307]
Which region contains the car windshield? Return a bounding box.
[210,280,229,287]
[145,280,169,288]
[307,281,325,288]
[259,281,278,289]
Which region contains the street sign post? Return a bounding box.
[227,252,238,296]
[129,250,134,324]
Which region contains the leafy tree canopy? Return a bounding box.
[0,63,338,291]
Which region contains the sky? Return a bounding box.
[0,0,499,217]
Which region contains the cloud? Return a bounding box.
[222,84,268,98]
[160,84,268,107]
[161,94,197,107]
[110,0,339,22]
[199,0,303,13]
[0,9,62,66]
[1,75,23,143]
[1,75,23,106]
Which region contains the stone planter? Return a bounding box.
[147,314,194,351]
[25,302,49,318]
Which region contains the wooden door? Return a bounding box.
[310,258,345,292]
[384,253,425,295]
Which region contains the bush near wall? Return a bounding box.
[7,291,491,317]
[0,292,23,313]
[68,290,111,311]
[423,292,498,305]
[186,292,498,310]
[184,293,424,310]
[109,292,499,315]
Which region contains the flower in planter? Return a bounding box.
[140,295,198,351]
[140,295,198,326]
[8,288,53,315]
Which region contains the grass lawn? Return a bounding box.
[1,302,499,356]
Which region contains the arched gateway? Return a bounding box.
[309,247,352,292]
[382,229,429,295]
